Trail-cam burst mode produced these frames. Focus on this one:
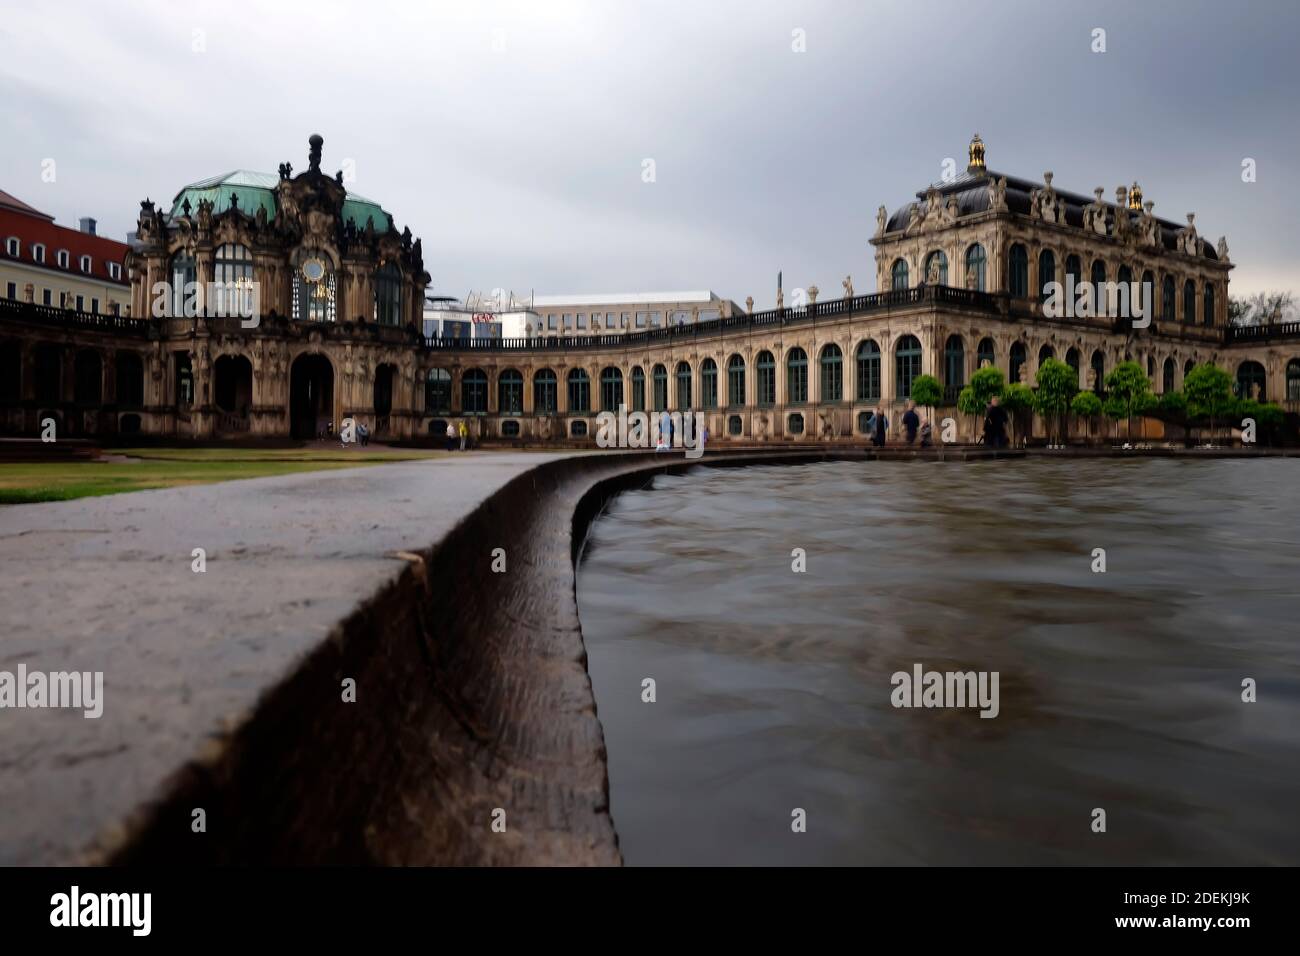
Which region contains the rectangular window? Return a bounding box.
[563,313,573,329]
[81,255,92,273]
[57,251,69,269]
[42,289,52,306]
[34,246,45,264]
[109,262,121,280]
[547,314,557,330]
[75,294,85,311]
[635,312,648,328]
[5,282,15,299]
[5,238,18,256]
[577,313,587,329]
[91,298,99,313]
[620,312,630,329]
[606,312,616,328]
[698,310,719,323]
[671,310,689,326]
[649,311,662,327]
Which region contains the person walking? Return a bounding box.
[458,419,468,451]
[869,406,888,448]
[445,420,457,452]
[902,400,920,446]
[983,395,1009,449]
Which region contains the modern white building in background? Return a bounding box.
[529,291,742,338]
[422,291,538,340]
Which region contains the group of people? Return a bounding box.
[445,420,469,452]
[863,397,1009,449]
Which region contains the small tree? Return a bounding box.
[1158,390,1188,444]
[1002,382,1035,446]
[1071,390,1102,443]
[1183,363,1234,445]
[1034,358,1078,445]
[910,374,942,430]
[1103,360,1153,441]
[959,366,1005,442]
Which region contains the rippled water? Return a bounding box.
[576,458,1300,865]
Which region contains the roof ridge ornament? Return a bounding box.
[308,134,323,173]
[967,133,986,173]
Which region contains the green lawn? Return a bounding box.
[0,446,450,504]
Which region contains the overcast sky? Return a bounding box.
[2,0,1297,306]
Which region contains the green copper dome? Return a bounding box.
[168,170,394,231]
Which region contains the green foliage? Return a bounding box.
[1102,394,1129,421]
[1158,390,1187,416]
[956,385,983,417]
[1033,358,1078,417]
[910,374,943,408]
[1001,382,1034,412]
[1183,363,1235,420]
[968,365,1005,406]
[1132,393,1159,415]
[1257,402,1285,427]
[1071,390,1103,418]
[1103,360,1152,415]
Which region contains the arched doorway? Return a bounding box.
[290,353,334,439]
[373,362,396,434]
[214,355,253,416]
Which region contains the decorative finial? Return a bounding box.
[1043,171,1053,186]
[308,134,323,172]
[1128,182,1143,210]
[1186,212,1195,226]
[967,133,985,172]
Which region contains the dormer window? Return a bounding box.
[108,262,122,280]
[57,250,70,269]
[32,243,45,264]
[80,255,92,273]
[4,237,17,257]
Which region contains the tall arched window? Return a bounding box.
[1288,359,1300,401]
[1009,342,1027,385]
[568,368,591,412]
[1203,283,1216,326]
[374,261,402,326]
[1235,361,1266,400]
[1066,348,1081,373]
[462,368,487,414]
[291,248,336,323]
[944,335,965,390]
[1162,276,1176,322]
[498,368,523,414]
[977,337,996,370]
[169,251,196,317]
[1117,265,1133,317]
[214,243,255,318]
[425,368,451,413]
[1038,249,1055,302]
[74,349,102,404]
[1065,254,1082,293]
[924,250,948,285]
[965,244,986,291]
[1140,270,1155,318]
[600,366,623,412]
[785,348,807,405]
[701,358,718,408]
[727,354,746,406]
[1183,280,1196,325]
[1090,350,1106,393]
[1091,259,1107,314]
[675,361,692,410]
[891,258,909,291]
[895,335,922,398]
[1038,344,1055,365]
[820,344,843,402]
[533,368,557,413]
[651,363,668,411]
[1163,357,1176,393]
[1008,244,1029,297]
[856,340,880,402]
[630,366,646,412]
[757,351,776,406]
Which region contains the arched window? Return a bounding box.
[701,358,718,408]
[651,363,668,411]
[675,361,692,410]
[787,413,804,436]
[1091,259,1107,314]
[74,349,102,405]
[895,335,922,398]
[1090,350,1106,393]
[944,335,965,389]
[856,339,880,402]
[1163,357,1176,394]
[462,368,488,414]
[820,344,843,402]
[965,244,986,291]
[1146,355,1155,378]
[1008,244,1029,297]
[630,366,646,412]
[291,247,336,322]
[1038,344,1055,365]
[1184,358,1195,379]
[1038,249,1056,302]
[169,251,196,317]
[1065,254,1082,293]
[115,352,144,406]
[891,258,909,291]
[374,261,402,326]
[1287,359,1300,401]
[1203,283,1216,326]
[533,368,558,413]
[924,250,948,285]
[498,368,523,415]
[600,366,623,412]
[425,368,451,413]
[1116,265,1133,317]
[214,243,256,318]
[727,354,746,407]
[757,351,776,406]
[784,348,806,405]
[568,368,591,413]
[1162,276,1176,322]
[1009,342,1027,385]
[727,414,743,436]
[1140,270,1155,318]
[977,337,996,370]
[1065,347,1081,373]
[1183,280,1196,325]
[1235,361,1266,400]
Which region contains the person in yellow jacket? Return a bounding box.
[458,419,468,451]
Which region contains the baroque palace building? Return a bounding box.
[1,134,1298,443]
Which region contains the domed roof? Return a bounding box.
[168,170,393,231]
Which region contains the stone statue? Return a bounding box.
[807,285,819,304]
[1216,236,1230,261]
[876,205,887,236]
[776,288,784,310]
[842,275,853,298]
[989,176,1008,212]
[745,296,754,313]
[278,162,293,180]
[308,134,323,172]
[1250,381,1260,400]
[927,258,941,284]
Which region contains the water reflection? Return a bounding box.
[576,459,1300,865]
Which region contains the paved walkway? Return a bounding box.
[0,451,572,864]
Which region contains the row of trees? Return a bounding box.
[911,360,1286,446]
